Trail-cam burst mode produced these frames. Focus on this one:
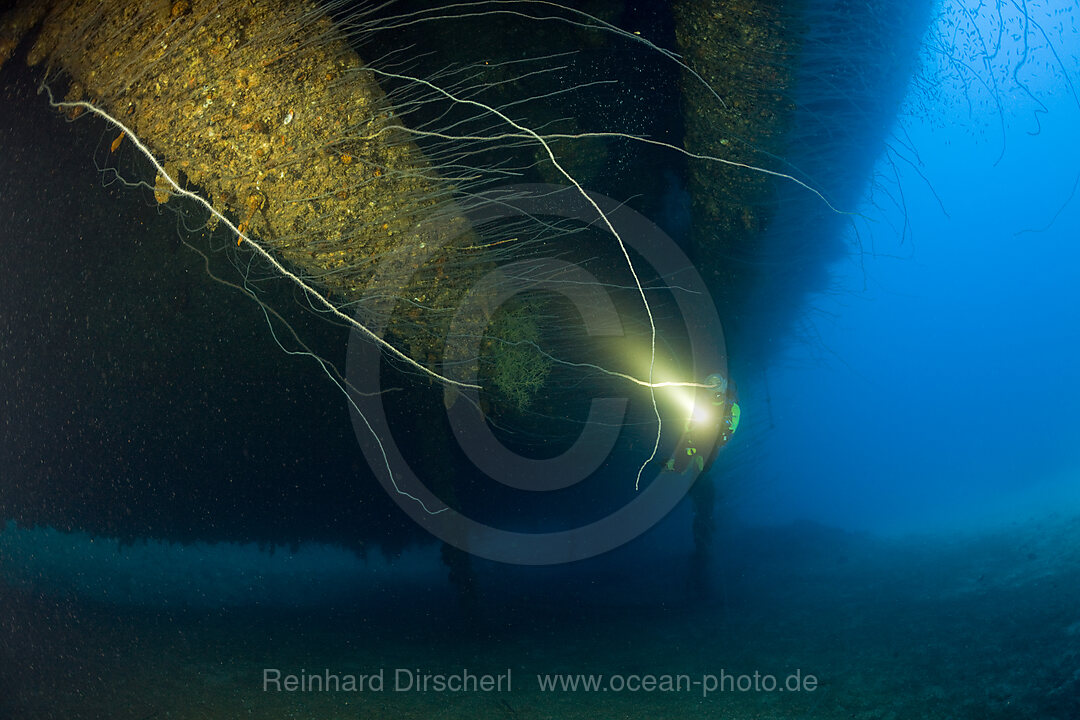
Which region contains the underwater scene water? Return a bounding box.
[1,0,1079,717]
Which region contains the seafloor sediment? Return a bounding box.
[2,514,1078,718]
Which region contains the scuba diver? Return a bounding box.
[664,372,741,475]
[660,372,741,600]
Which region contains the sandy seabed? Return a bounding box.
[2,513,1078,719]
